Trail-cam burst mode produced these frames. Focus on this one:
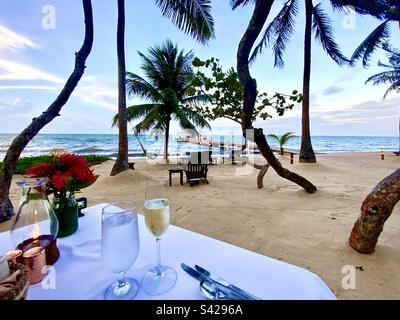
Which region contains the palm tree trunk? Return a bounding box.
[349,169,400,253]
[111,0,129,176]
[237,0,317,194]
[0,0,94,223]
[163,117,171,163]
[299,0,317,163]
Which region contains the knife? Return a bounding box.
[180,263,245,299]
[194,265,261,300]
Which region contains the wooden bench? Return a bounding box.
[394,151,400,156]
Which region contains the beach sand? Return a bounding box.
[2,151,399,299]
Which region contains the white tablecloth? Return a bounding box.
[0,203,336,300]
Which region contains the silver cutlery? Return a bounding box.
[194,265,261,300]
[181,263,245,299]
[200,280,240,300]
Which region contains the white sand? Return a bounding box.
[3,151,400,299]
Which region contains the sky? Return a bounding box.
[0,0,399,136]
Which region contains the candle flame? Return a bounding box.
[32,224,40,240]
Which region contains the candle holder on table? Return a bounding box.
[9,178,60,282]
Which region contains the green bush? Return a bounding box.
[0,154,110,175]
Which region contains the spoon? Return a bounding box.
[200,280,238,300]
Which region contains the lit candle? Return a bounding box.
[23,246,46,284]
[0,255,10,282]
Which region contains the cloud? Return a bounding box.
[0,85,57,91]
[0,59,65,83]
[0,25,39,51]
[318,96,400,125]
[321,85,344,96]
[72,76,117,110]
[0,98,35,113]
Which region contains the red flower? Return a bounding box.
[26,162,56,177]
[26,153,97,195]
[50,171,67,190]
[57,154,87,169]
[66,165,96,184]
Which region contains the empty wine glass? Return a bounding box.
[141,185,177,295]
[102,202,140,300]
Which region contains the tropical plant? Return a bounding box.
[190,57,302,126]
[268,132,297,155]
[248,0,348,163]
[331,0,399,66]
[366,43,400,98]
[112,40,211,161]
[111,0,215,175]
[233,0,317,193]
[0,0,94,223]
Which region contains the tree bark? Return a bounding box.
[349,169,400,254]
[0,0,94,223]
[236,0,317,194]
[111,0,129,176]
[164,117,171,163]
[299,0,317,163]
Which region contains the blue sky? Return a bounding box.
[0,0,399,136]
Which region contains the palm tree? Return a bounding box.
[268,132,296,155]
[111,0,215,175]
[112,40,210,162]
[111,0,129,176]
[249,0,348,163]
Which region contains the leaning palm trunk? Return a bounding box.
[237,0,317,194]
[299,0,316,163]
[111,0,129,176]
[0,0,94,223]
[349,169,400,253]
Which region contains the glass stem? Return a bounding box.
[117,271,126,287]
[155,237,163,276]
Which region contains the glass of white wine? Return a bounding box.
[141,185,177,295]
[102,202,140,300]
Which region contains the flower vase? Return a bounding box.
[52,197,78,238]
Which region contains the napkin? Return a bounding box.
[0,270,21,299]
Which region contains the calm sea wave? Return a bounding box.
[0,133,398,160]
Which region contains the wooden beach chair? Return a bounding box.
[184,163,209,186]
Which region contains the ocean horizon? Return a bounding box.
[0,133,399,159]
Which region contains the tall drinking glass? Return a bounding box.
[141,185,177,295]
[102,202,140,300]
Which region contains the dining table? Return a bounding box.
[0,203,336,300]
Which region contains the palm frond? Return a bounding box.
[383,79,400,99]
[366,70,400,86]
[230,0,256,10]
[179,106,211,129]
[250,0,298,67]
[267,134,280,143]
[351,20,390,67]
[126,72,162,101]
[155,0,215,44]
[181,94,210,105]
[312,3,349,66]
[134,106,164,133]
[280,131,296,145]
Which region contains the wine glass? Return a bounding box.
[102,202,140,300]
[141,185,177,295]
